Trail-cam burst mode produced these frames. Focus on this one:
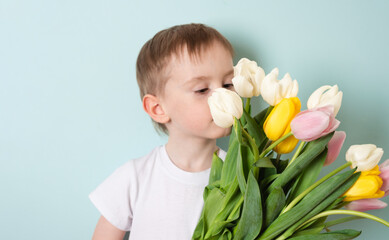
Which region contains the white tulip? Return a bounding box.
[307,85,343,116]
[260,68,299,106]
[208,88,243,128]
[232,58,265,98]
[346,144,384,171]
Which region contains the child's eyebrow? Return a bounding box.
[183,76,210,87]
[223,69,234,78]
[183,69,234,87]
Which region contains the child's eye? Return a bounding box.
[223,83,234,89]
[195,88,209,94]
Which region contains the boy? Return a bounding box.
[90,23,235,240]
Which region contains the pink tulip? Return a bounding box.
[346,199,388,212]
[379,159,389,196]
[290,106,340,142]
[324,131,346,166]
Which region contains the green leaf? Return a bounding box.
[287,149,327,204]
[234,171,263,240]
[228,124,237,146]
[219,229,232,240]
[221,137,239,188]
[253,107,272,152]
[290,224,325,237]
[268,133,334,193]
[288,229,361,240]
[264,187,286,227]
[280,172,361,239]
[209,152,224,185]
[272,158,289,174]
[243,109,266,150]
[258,168,357,240]
[201,187,227,238]
[259,174,279,191]
[237,144,247,194]
[205,179,241,238]
[237,143,256,194]
[254,157,275,169]
[192,215,204,239]
[297,216,327,232]
[253,107,272,128]
[203,180,221,201]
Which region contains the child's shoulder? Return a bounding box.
[117,145,163,175]
[90,145,163,199]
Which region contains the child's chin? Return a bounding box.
[215,126,232,138]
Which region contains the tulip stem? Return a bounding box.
[259,132,293,158]
[281,162,352,214]
[263,140,272,150]
[300,210,389,230]
[236,117,260,161]
[245,98,251,113]
[323,216,362,228]
[276,210,389,240]
[228,195,244,221]
[287,141,305,167]
[242,126,260,161]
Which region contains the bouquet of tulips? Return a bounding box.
[192,58,389,240]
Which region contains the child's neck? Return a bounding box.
[165,135,218,173]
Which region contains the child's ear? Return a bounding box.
[142,94,170,124]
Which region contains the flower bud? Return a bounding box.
[345,199,388,212]
[264,97,301,141]
[307,85,343,116]
[290,106,340,142]
[346,144,384,171]
[345,160,389,211]
[343,166,385,201]
[208,88,243,128]
[264,97,301,154]
[261,68,298,106]
[232,58,265,98]
[273,124,300,154]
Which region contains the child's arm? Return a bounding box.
[92,215,126,240]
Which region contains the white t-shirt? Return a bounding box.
[89,145,226,240]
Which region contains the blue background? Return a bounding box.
[1,0,388,239]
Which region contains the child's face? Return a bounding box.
[160,41,234,140]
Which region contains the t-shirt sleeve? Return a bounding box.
[89,160,137,231]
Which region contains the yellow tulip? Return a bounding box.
[264,97,301,154]
[343,166,385,201]
[274,125,300,154]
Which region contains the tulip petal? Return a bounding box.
[264,98,299,140]
[325,131,346,166]
[232,76,254,98]
[346,144,383,171]
[346,199,388,212]
[261,68,298,106]
[232,58,265,98]
[307,85,343,117]
[208,101,234,128]
[253,68,265,96]
[320,118,340,137]
[357,148,383,171]
[261,69,279,106]
[279,73,293,97]
[379,160,389,193]
[208,88,243,128]
[307,85,332,109]
[380,159,389,170]
[291,110,330,141]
